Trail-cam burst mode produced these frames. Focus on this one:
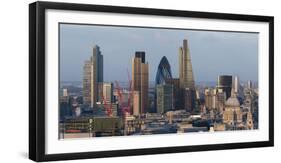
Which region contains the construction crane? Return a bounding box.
[99,69,133,117]
[100,92,113,117]
[115,69,133,116]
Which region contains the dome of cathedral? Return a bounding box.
[225,95,240,107]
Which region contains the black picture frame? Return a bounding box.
[29,1,274,162]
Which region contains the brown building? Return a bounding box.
[132,52,149,114]
[83,60,92,106]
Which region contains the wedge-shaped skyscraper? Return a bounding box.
[179,39,195,89]
[179,39,196,112]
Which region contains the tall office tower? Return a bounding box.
[179,39,196,112]
[156,84,173,113]
[217,75,232,100]
[155,56,172,85]
[83,45,103,108]
[83,60,92,106]
[179,39,195,89]
[132,51,149,114]
[155,56,173,111]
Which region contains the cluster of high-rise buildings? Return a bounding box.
[155,39,197,114]
[81,39,198,115]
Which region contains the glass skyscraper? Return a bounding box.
[155,56,172,86]
[179,39,196,112]
[83,45,103,108]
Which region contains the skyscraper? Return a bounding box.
[179,39,195,89]
[155,56,172,85]
[132,52,149,114]
[155,56,173,112]
[179,39,196,112]
[217,75,232,100]
[83,45,103,108]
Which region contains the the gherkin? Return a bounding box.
[155,56,172,85]
[154,56,173,113]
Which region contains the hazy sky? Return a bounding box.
[60,23,258,83]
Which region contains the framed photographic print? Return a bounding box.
[29,1,274,162]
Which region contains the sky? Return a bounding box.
[60,23,258,83]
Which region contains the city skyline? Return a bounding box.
[60,24,259,83]
[59,26,259,138]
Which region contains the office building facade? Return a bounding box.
[132,52,149,114]
[133,91,140,116]
[156,84,173,113]
[166,78,183,110]
[155,56,172,85]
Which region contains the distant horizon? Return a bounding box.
[60,24,258,83]
[61,80,259,82]
[60,80,259,85]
